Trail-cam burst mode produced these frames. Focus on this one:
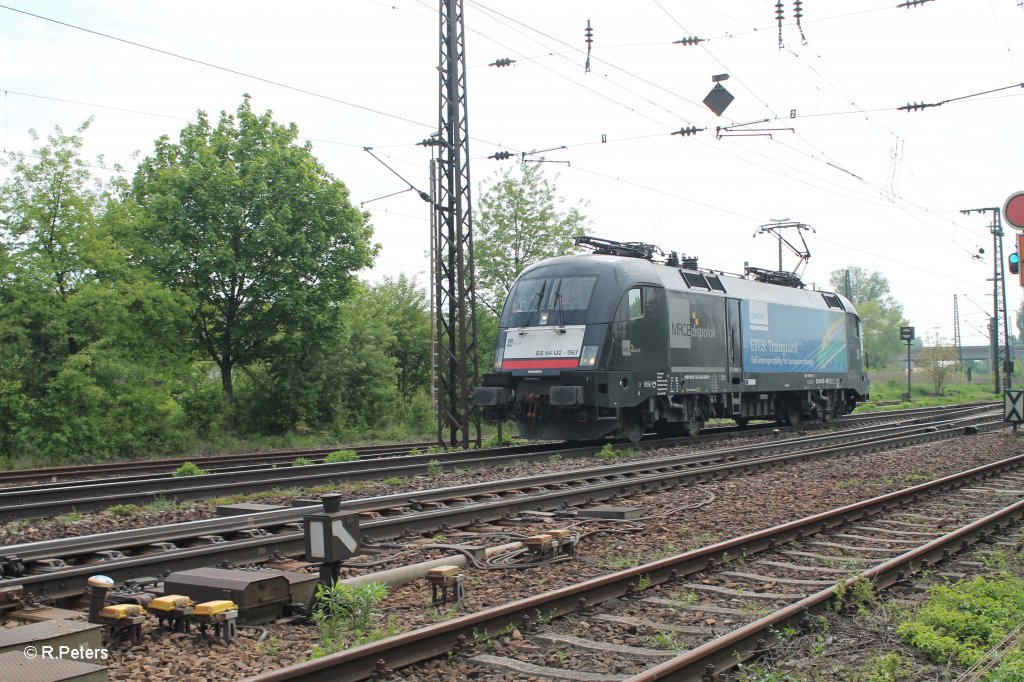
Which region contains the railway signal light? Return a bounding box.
[1009,251,1020,277]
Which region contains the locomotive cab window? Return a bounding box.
[502,275,597,327]
[627,288,643,319]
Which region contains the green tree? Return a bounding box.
[130,96,377,425]
[0,121,190,461]
[1015,300,1024,345]
[831,267,899,307]
[473,163,588,315]
[829,268,908,368]
[917,343,958,395]
[365,275,432,395]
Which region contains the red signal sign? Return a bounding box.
[1006,192,1024,230]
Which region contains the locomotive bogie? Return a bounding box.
[474,250,869,442]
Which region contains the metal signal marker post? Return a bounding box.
[900,327,915,401]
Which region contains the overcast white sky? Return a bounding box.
[1,0,1022,346]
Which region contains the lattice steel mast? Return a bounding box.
[961,206,1010,391]
[433,0,479,448]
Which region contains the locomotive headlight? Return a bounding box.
[493,347,505,371]
[578,345,599,368]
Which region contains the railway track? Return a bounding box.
[244,448,1024,682]
[0,403,990,491]
[0,442,437,487]
[0,404,996,520]
[0,407,1003,602]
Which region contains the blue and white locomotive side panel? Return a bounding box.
[742,300,848,374]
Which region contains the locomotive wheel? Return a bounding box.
[681,418,703,437]
[734,417,750,428]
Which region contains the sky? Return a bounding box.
[1,0,1022,347]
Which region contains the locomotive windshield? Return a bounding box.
[502,275,597,327]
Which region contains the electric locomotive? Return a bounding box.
[473,236,869,441]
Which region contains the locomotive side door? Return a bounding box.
[846,312,865,385]
[726,298,743,386]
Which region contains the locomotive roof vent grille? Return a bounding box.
[822,293,845,310]
[705,274,726,292]
[681,270,710,289]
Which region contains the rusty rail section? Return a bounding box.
[244,450,1024,682]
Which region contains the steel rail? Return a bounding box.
[0,442,435,486]
[0,405,997,520]
[242,449,1024,682]
[2,409,997,562]
[0,403,989,493]
[628,492,1024,680]
[0,416,1005,602]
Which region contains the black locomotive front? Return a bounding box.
[474,254,681,441]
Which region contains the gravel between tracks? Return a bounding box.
[71,428,1018,681]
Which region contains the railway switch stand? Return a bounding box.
[193,600,239,644]
[427,565,465,606]
[303,494,361,587]
[87,574,114,624]
[100,603,146,644]
[149,594,194,633]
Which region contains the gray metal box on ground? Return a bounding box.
[0,619,102,656]
[163,568,290,624]
[10,606,88,623]
[0,650,107,682]
[261,569,320,606]
[576,505,643,520]
[215,503,289,516]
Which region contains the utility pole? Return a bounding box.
[953,294,963,365]
[961,207,1010,392]
[433,0,480,449]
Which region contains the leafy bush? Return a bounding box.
[292,457,314,466]
[898,576,1024,671]
[865,651,911,681]
[178,363,228,438]
[480,431,525,449]
[324,449,358,463]
[427,459,443,477]
[312,581,388,656]
[172,461,207,477]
